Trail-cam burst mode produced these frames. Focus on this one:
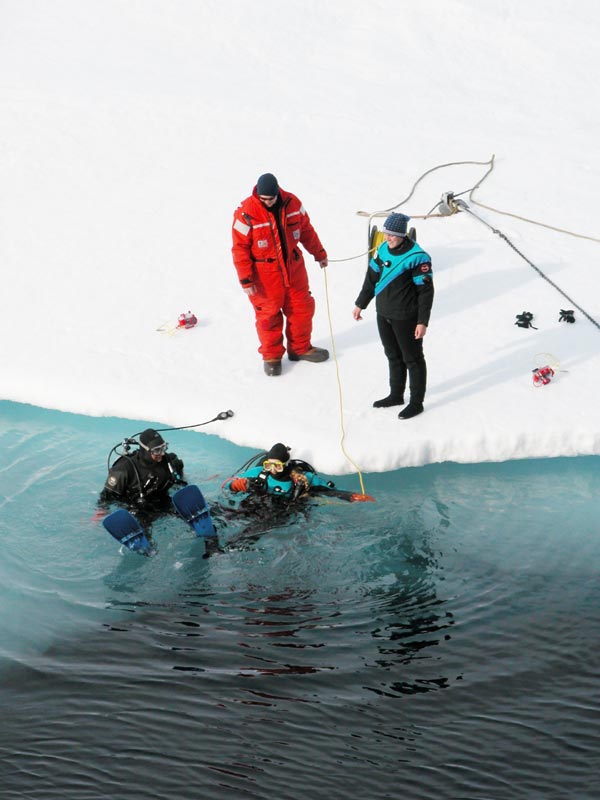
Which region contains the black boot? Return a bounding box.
[399,359,426,419]
[288,346,329,363]
[264,359,282,376]
[398,402,424,419]
[373,394,404,408]
[374,361,406,408]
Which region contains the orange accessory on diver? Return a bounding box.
[349,493,375,503]
[230,477,249,493]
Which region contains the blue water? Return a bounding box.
[1,400,599,799]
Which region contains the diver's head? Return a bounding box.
[139,429,168,462]
[262,442,290,475]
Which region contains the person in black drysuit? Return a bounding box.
[99,428,186,529]
[99,428,224,557]
[353,212,434,420]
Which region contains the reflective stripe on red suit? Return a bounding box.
[232,188,327,360]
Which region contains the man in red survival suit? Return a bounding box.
[231,173,330,376]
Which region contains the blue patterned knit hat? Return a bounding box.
[382,212,410,237]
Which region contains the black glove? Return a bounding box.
[167,453,184,475]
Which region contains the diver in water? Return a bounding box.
[98,428,195,548]
[100,428,185,513]
[98,412,237,559]
[225,442,351,500]
[99,427,226,558]
[220,442,373,545]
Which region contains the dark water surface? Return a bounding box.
[1,401,599,799]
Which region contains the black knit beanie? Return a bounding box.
[256,173,279,197]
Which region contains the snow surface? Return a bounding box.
[2,0,600,475]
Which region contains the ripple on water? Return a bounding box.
[1,404,599,799]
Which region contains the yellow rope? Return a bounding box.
[321,266,367,495]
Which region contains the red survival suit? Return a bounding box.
[231,187,327,360]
